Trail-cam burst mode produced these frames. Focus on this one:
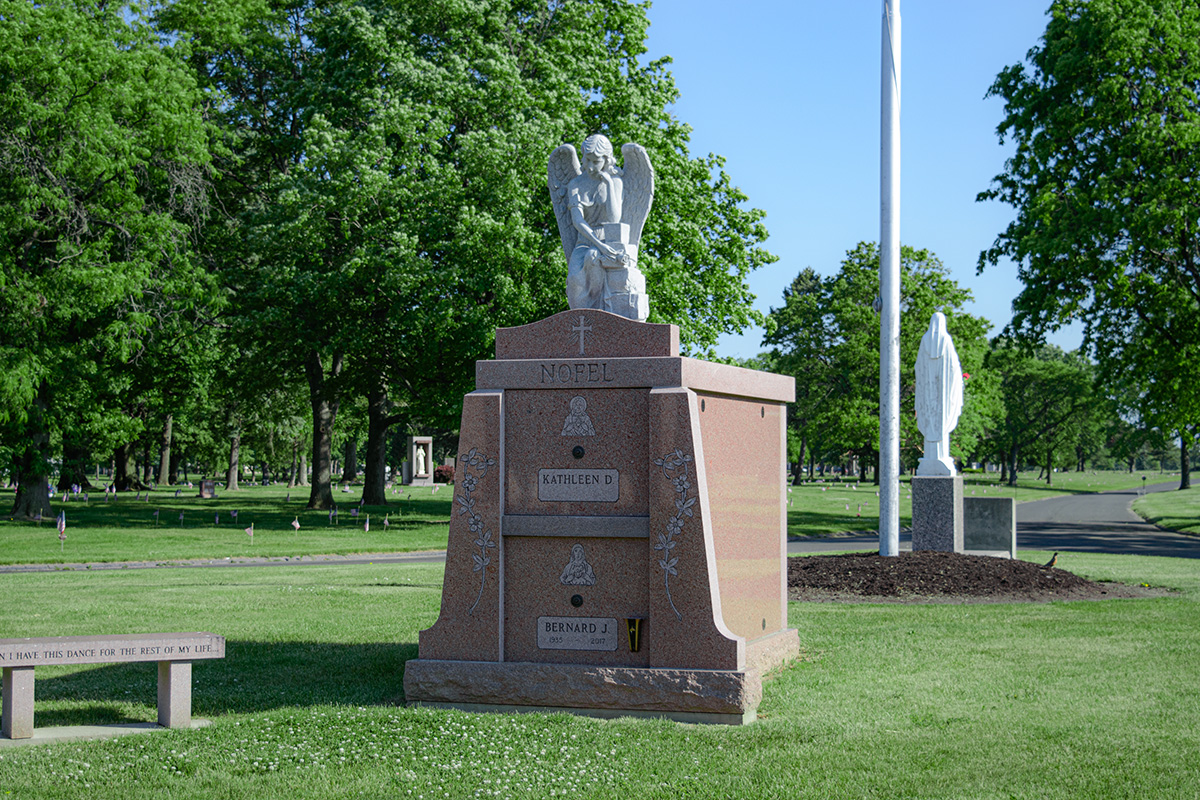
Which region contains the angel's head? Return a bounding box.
[581,134,617,178]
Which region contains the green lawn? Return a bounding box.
[0,551,1197,798]
[0,470,1187,567]
[787,469,1173,538]
[1134,485,1200,535]
[0,483,453,565]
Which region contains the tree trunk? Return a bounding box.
[158,415,173,485]
[1007,446,1019,487]
[287,439,299,488]
[169,447,181,485]
[299,449,309,486]
[1181,432,1191,491]
[791,429,807,485]
[143,442,154,485]
[1045,446,1053,486]
[11,391,53,519]
[305,349,342,509]
[113,443,140,491]
[342,439,358,483]
[363,383,395,505]
[226,434,241,490]
[57,433,93,491]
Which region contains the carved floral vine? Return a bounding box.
[457,447,497,615]
[653,448,695,621]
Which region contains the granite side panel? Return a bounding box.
[695,393,787,643]
[963,497,1017,556]
[680,360,795,403]
[418,390,503,662]
[502,537,649,666]
[744,628,800,676]
[647,388,743,671]
[403,659,761,716]
[495,309,678,360]
[503,388,648,517]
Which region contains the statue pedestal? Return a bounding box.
[404,310,797,724]
[911,475,963,553]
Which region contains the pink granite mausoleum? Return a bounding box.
[403,309,797,723]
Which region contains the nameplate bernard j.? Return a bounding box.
[537,617,619,651]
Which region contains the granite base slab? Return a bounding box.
[403,658,792,724]
[410,702,753,725]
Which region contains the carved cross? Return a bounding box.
[571,315,592,355]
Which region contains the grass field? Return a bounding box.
[0,484,452,565]
[0,470,1189,566]
[0,551,1197,798]
[1135,486,1200,535]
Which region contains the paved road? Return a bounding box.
[786,480,1200,559]
[1017,481,1200,559]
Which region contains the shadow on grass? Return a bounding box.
[33,640,421,726]
[787,510,882,537]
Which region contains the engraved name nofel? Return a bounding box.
[538,469,619,502]
[537,617,619,651]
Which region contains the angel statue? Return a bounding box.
[548,134,654,321]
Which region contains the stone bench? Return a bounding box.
[0,632,225,739]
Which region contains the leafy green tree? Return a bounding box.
[0,0,213,516]
[162,0,776,509]
[984,342,1096,485]
[979,0,1200,489]
[765,243,991,481]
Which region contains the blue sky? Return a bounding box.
[641,0,1083,358]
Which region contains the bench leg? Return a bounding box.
[157,661,192,729]
[2,667,35,739]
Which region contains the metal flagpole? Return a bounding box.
[879,0,901,556]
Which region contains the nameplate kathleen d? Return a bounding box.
[537,617,619,651]
[537,469,619,502]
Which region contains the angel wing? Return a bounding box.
[547,145,581,263]
[619,143,654,246]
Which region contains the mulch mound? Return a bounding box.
[787,550,1167,604]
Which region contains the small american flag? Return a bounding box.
[57,511,66,537]
[351,508,358,518]
[245,524,254,539]
[383,515,389,528]
[291,517,300,531]
[364,515,370,533]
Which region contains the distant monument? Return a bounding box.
[915,312,963,476]
[548,134,654,321]
[404,436,434,487]
[912,312,964,552]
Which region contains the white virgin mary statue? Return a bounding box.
[915,312,964,476]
